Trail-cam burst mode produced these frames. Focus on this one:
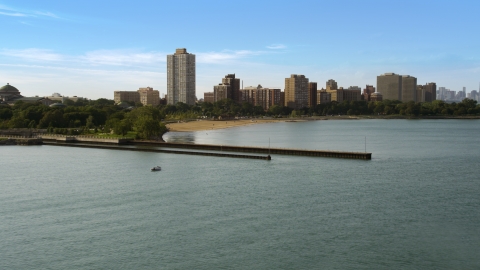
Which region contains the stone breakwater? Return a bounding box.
[3,134,371,160]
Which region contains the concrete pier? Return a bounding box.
[36,135,371,160]
[42,141,272,160]
[135,141,372,160]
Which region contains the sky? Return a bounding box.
[1,0,479,100]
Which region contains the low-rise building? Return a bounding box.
[204,92,214,103]
[114,87,160,106]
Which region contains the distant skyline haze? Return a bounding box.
[1,0,479,99]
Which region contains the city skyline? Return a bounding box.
[1,0,479,99]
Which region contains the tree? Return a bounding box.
[38,110,66,128]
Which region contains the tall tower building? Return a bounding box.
[222,74,241,103]
[424,82,436,102]
[167,48,196,105]
[308,82,317,108]
[401,75,417,102]
[326,79,338,90]
[284,74,309,109]
[377,73,402,101]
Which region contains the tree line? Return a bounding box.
[1,98,479,137]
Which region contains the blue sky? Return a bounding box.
[1,0,479,99]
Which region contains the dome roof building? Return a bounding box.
[0,83,23,101]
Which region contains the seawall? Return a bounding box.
[135,141,372,160]
[42,141,272,160]
[33,135,372,160]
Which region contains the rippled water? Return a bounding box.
[1,120,479,269]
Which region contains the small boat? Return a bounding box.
[151,166,161,171]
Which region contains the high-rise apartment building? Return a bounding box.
[401,75,417,102]
[377,73,402,101]
[167,48,196,105]
[344,86,362,101]
[308,82,317,108]
[326,79,338,90]
[213,74,240,102]
[325,79,343,102]
[240,84,281,110]
[418,82,436,102]
[223,74,241,103]
[284,74,309,109]
[417,85,426,102]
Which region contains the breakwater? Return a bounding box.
[42,141,272,160]
[135,141,372,160]
[33,134,371,160]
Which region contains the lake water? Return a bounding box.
[1,119,479,269]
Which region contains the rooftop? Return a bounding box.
[0,83,20,93]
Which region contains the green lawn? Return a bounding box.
[85,131,137,139]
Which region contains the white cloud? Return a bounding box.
[266,44,286,50]
[196,50,264,64]
[0,11,28,17]
[0,48,64,61]
[0,4,60,19]
[33,11,60,19]
[80,50,166,66]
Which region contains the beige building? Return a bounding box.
[285,74,309,109]
[401,75,417,102]
[167,48,196,105]
[326,88,343,102]
[377,73,418,102]
[377,73,402,101]
[326,79,338,90]
[114,87,159,106]
[138,87,160,106]
[317,90,331,104]
[325,79,343,102]
[114,91,140,104]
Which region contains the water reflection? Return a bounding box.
[163,132,196,144]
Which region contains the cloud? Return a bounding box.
[0,11,28,17]
[0,49,64,61]
[0,48,166,66]
[33,11,60,19]
[196,50,264,64]
[266,44,286,50]
[80,50,166,66]
[0,4,60,19]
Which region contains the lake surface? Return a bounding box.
[2,119,479,269]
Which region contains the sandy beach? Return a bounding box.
[165,115,480,132]
[166,119,292,132]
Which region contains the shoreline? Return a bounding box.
[166,119,293,132]
[165,115,480,132]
